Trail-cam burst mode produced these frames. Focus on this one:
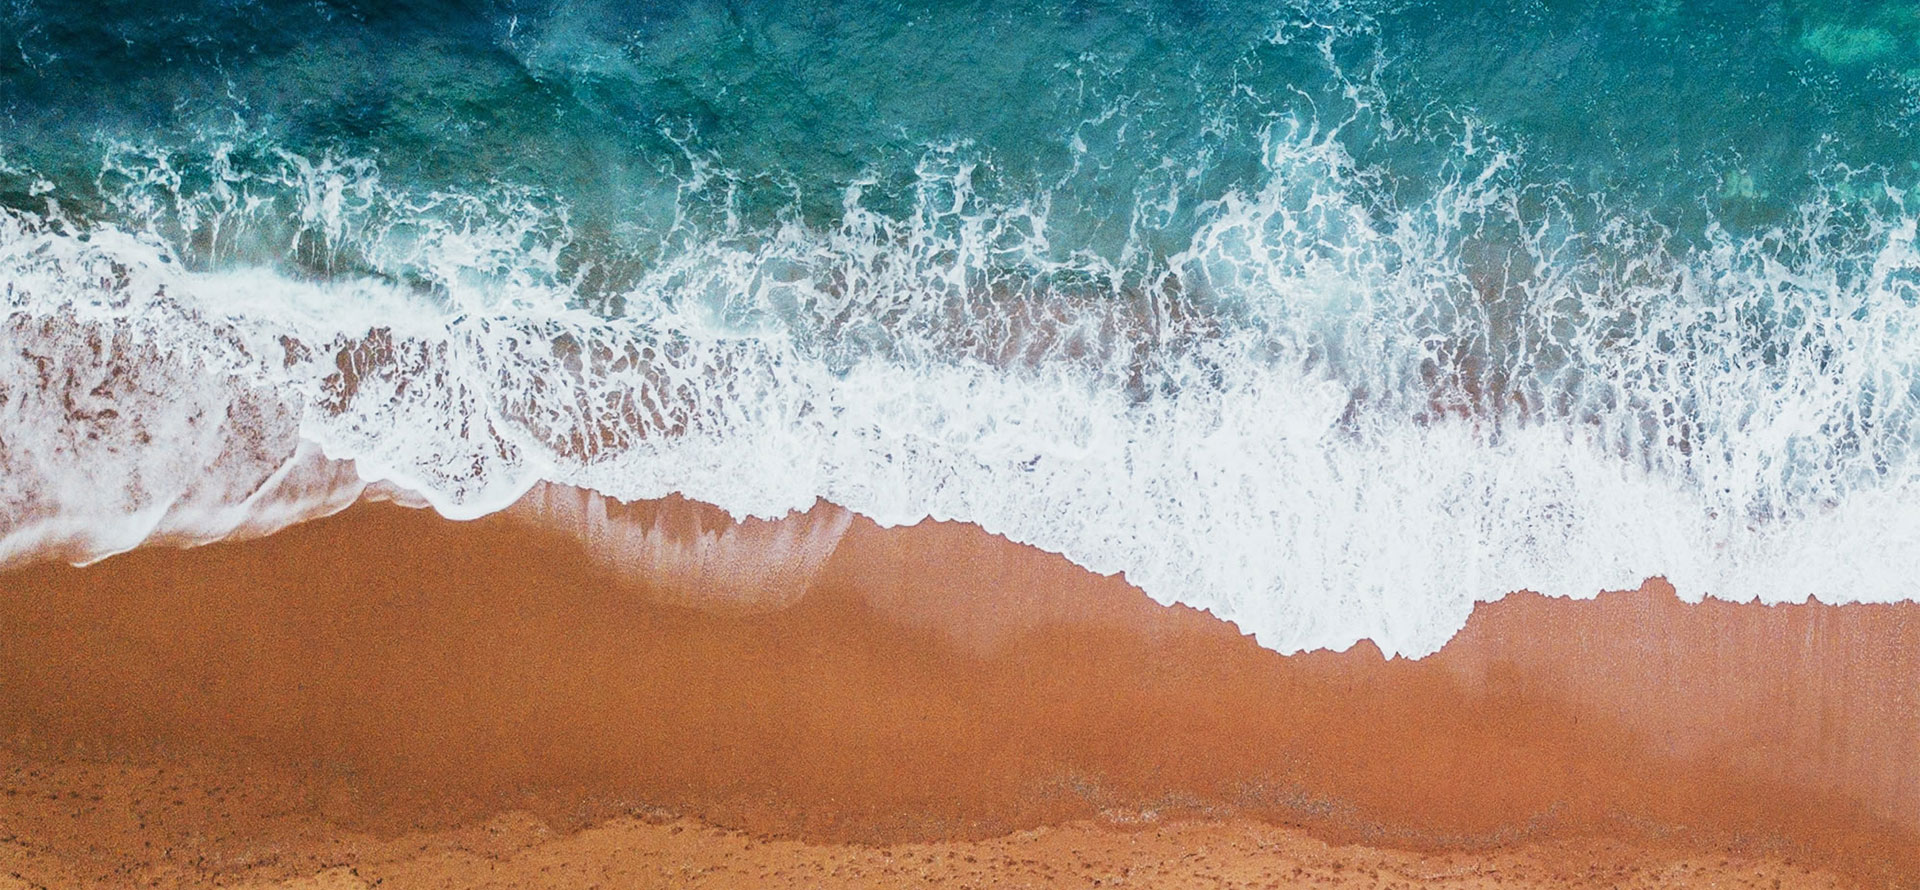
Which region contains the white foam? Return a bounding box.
[6,123,1920,657]
[508,483,853,612]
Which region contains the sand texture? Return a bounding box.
[0,493,1915,887]
[0,753,1855,889]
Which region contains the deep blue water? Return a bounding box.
[7,1,1920,654]
[7,1,1917,279]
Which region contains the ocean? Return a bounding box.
[5,0,1920,656]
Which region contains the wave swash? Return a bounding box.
[7,0,1920,656]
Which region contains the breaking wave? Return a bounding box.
[6,0,1920,655]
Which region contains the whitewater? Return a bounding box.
[7,0,1920,657]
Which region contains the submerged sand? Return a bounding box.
[0,493,1915,887]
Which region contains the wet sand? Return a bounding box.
[0,492,1916,887]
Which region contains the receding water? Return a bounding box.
[6,0,1920,655]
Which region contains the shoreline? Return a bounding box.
[0,492,1915,886]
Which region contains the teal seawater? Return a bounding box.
[7,0,1920,654]
[7,1,1919,274]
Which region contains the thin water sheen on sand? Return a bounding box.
[0,493,1915,886]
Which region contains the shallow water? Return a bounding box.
[6,0,1920,655]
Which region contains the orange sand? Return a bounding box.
[0,751,1856,889]
[0,493,1916,887]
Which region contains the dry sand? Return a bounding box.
[0,492,1915,887]
[0,753,1857,889]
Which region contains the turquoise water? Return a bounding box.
[9,2,1917,247]
[6,1,1920,655]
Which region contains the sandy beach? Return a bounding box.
[14,1,1920,884]
[0,492,1915,888]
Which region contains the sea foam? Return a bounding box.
[5,108,1920,657]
